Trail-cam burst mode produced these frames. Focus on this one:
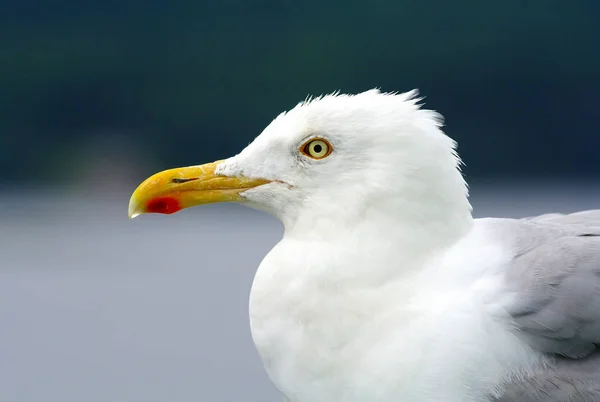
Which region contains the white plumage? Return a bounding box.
[218,90,535,401]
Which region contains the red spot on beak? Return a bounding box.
[146,197,182,214]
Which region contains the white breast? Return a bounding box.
[249,231,545,402]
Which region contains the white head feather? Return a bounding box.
[217,89,472,251]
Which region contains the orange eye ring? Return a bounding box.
[300,138,333,159]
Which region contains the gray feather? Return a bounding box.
[492,355,600,401]
[490,210,600,400]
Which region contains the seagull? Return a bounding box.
[128,89,600,402]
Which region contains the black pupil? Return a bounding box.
[313,144,323,153]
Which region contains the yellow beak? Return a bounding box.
[128,160,271,218]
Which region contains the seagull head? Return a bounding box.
[129,89,472,239]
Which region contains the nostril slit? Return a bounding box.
[172,178,199,184]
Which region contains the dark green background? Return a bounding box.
[1,0,598,185]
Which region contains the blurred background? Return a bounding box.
[0,1,598,401]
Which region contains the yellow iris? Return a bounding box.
[302,139,332,159]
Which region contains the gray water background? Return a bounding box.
[1,182,599,402]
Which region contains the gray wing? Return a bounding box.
[524,210,600,231]
[492,354,600,401]
[502,210,600,358]
[492,210,600,401]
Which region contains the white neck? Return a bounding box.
[282,181,474,277]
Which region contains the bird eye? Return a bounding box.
[301,138,332,159]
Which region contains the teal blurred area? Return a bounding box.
[0,0,599,185]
